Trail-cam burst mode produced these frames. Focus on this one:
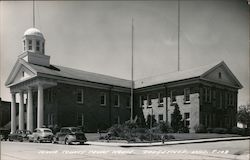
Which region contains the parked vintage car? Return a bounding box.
[28,128,53,143]
[52,127,87,145]
[8,130,32,142]
[0,128,10,141]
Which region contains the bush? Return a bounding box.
[194,124,207,133]
[164,134,175,140]
[159,122,173,133]
[207,128,213,133]
[131,128,147,134]
[231,127,246,135]
[212,128,228,134]
[180,126,189,133]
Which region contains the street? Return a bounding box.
[0,140,249,160]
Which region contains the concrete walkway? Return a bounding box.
[85,136,250,147]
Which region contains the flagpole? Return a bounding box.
[130,18,134,122]
[33,0,35,27]
[177,0,180,71]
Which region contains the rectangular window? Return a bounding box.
[219,91,223,108]
[147,94,152,106]
[158,114,163,122]
[42,42,45,53]
[76,89,84,103]
[100,93,106,106]
[184,112,190,127]
[139,96,142,107]
[170,90,176,103]
[36,40,40,51]
[204,87,211,103]
[77,113,84,126]
[126,97,130,108]
[23,40,26,51]
[207,88,211,102]
[48,89,53,103]
[213,90,216,99]
[230,93,233,105]
[232,93,235,105]
[158,93,164,104]
[28,40,32,50]
[114,94,120,107]
[184,88,190,102]
[48,113,50,125]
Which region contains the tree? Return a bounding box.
[237,104,250,128]
[171,104,183,133]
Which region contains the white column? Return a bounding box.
[37,84,44,128]
[11,92,16,134]
[27,87,33,131]
[19,91,24,130]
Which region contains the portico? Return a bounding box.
[9,78,57,133]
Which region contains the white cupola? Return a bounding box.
[23,28,45,54]
[20,28,50,67]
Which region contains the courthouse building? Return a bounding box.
[5,28,242,133]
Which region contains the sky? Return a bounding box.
[0,0,249,106]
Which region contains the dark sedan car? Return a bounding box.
[52,127,87,145]
[8,130,32,142]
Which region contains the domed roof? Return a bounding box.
[24,28,44,38]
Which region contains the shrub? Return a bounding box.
[212,128,228,134]
[163,134,175,140]
[194,124,207,133]
[131,128,147,134]
[207,128,213,133]
[159,122,173,133]
[180,126,189,133]
[231,127,246,135]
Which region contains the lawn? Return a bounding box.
[170,133,240,141]
[85,133,240,142]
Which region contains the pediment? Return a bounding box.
[5,59,37,87]
[201,61,243,89]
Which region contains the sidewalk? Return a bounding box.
[85,136,250,147]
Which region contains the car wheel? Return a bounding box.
[19,138,23,142]
[37,137,42,143]
[64,138,70,145]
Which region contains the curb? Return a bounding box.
[85,136,250,147]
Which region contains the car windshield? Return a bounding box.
[71,128,82,132]
[43,129,52,133]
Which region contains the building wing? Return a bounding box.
[134,61,243,89]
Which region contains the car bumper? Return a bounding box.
[40,136,53,142]
[69,139,87,144]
